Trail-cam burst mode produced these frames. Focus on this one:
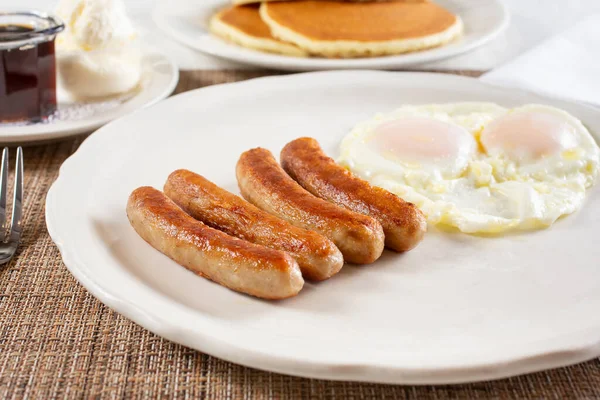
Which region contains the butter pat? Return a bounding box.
[56,0,142,99]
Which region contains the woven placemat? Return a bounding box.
[0,70,599,399]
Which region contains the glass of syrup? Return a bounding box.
[0,11,64,124]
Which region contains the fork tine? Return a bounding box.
[0,147,8,239]
[9,147,23,243]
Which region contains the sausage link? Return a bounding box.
[281,137,426,252]
[164,169,344,281]
[127,186,304,299]
[236,148,384,264]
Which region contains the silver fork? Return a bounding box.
[0,147,23,264]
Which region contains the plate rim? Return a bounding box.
[46,71,600,385]
[0,47,180,144]
[151,0,510,71]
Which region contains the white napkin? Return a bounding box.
[480,14,600,107]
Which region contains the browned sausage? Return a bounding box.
[281,137,426,252]
[127,186,304,299]
[164,169,344,281]
[236,148,384,264]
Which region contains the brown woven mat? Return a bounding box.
[1,70,599,399]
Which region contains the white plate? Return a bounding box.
[0,48,179,144]
[152,0,509,71]
[46,71,600,384]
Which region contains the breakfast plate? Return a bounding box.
[0,48,178,144]
[46,71,600,384]
[152,0,509,71]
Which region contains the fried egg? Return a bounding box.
[338,103,600,233]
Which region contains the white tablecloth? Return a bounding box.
[7,0,600,71]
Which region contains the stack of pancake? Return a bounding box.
[209,0,463,58]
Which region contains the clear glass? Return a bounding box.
[0,11,65,124]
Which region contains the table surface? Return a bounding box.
[1,70,599,399]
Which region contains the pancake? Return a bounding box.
[209,5,307,57]
[234,0,383,4]
[233,0,286,4]
[260,0,463,58]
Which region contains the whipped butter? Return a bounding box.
[56,0,142,99]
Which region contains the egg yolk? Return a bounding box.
[369,117,476,165]
[481,111,578,160]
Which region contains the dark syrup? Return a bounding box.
[0,24,57,123]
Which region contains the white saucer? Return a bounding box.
[152,0,509,71]
[0,48,179,144]
[46,72,600,384]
